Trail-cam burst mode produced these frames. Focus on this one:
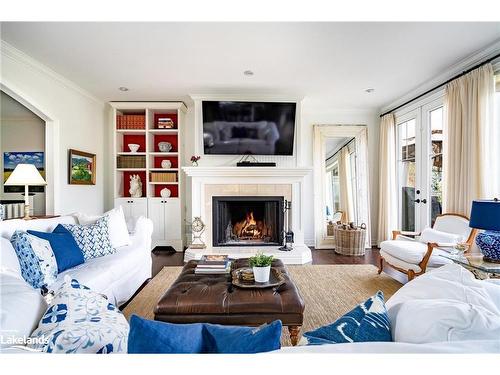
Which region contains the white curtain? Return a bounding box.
[377,114,397,245]
[443,64,496,216]
[338,147,353,222]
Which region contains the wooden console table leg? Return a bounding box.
[288,326,301,346]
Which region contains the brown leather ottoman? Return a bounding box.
[154,258,305,345]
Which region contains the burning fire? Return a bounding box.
[233,211,271,240]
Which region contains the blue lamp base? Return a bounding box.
[476,231,500,263]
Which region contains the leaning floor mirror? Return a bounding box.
[313,125,371,249]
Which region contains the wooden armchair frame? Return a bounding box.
[378,213,477,281]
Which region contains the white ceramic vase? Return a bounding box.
[161,160,172,169]
[160,187,171,198]
[253,266,271,283]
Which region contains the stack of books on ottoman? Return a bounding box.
[195,255,232,274]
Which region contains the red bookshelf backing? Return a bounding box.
[123,171,147,197]
[154,134,178,152]
[123,135,146,152]
[154,184,179,198]
[153,156,178,168]
[153,113,178,129]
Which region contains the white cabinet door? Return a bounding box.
[130,199,148,219]
[115,198,148,222]
[164,199,181,243]
[148,199,166,241]
[115,198,131,218]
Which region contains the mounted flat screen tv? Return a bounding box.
[202,101,296,155]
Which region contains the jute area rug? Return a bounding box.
[123,265,402,346]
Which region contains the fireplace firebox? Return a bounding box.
[212,196,284,247]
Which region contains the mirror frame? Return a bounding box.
[313,124,371,249]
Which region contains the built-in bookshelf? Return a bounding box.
[110,102,187,251]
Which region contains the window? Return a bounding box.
[429,107,443,225]
[397,118,416,231]
[395,96,444,232]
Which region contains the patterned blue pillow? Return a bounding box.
[10,230,58,289]
[56,216,115,260]
[29,276,129,353]
[300,291,392,345]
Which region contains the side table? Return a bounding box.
[440,253,500,280]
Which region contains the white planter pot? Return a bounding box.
[253,266,271,283]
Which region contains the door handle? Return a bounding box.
[414,199,421,203]
[421,199,427,204]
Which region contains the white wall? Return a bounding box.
[1,42,107,215]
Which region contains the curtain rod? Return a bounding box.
[380,51,500,118]
[326,137,356,162]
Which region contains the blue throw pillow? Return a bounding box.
[127,315,282,354]
[301,291,392,345]
[10,230,58,289]
[55,217,114,260]
[28,227,84,273]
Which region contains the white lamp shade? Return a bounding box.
[4,164,46,186]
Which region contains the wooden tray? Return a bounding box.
[231,267,286,289]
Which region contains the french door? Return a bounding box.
[396,98,444,232]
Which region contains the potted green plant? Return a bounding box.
[249,252,274,283]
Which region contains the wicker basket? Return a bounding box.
[117,155,146,169]
[333,225,366,256]
[150,172,177,183]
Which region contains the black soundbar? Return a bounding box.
[236,161,277,167]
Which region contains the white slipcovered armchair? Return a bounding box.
[378,214,477,281]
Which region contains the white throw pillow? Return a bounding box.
[418,227,461,245]
[76,206,131,248]
[394,299,500,344]
[0,237,22,277]
[0,273,48,349]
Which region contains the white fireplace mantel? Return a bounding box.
[182,166,311,178]
[182,166,313,264]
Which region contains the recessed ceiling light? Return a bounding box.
[364,88,375,93]
[119,87,129,92]
[243,70,254,76]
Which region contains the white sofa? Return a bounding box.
[278,264,500,353]
[0,214,153,306]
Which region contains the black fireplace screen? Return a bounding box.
[212,196,284,247]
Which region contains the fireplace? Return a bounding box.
[212,196,284,247]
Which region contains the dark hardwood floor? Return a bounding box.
[150,247,407,284]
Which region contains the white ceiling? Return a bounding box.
[1,22,500,109]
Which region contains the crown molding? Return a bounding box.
[379,38,500,115]
[1,40,104,106]
[189,93,305,103]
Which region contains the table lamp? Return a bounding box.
[4,163,47,220]
[469,199,500,263]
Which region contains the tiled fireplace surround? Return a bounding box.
[182,167,313,264]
